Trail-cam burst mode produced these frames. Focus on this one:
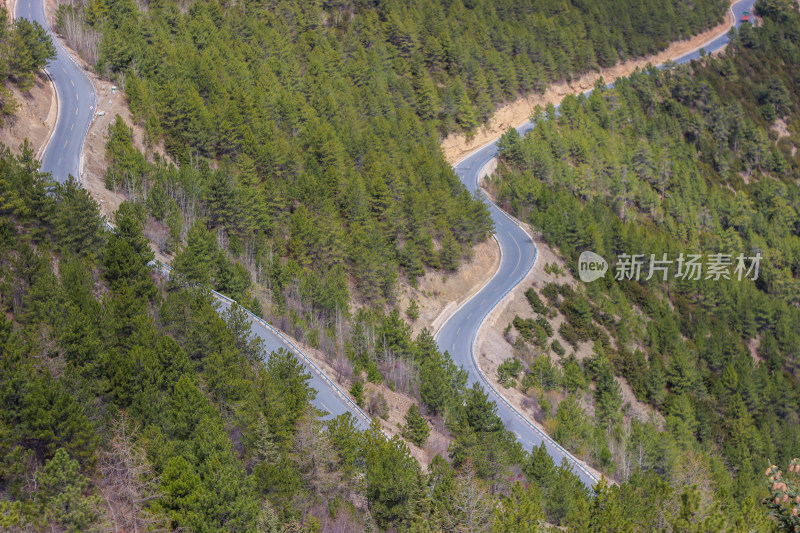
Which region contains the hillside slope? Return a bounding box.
[486,0,800,527]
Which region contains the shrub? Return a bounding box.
[525,287,549,315]
[367,391,390,420]
[559,322,580,348]
[535,316,553,337]
[551,339,566,356]
[350,381,364,407]
[529,355,561,391]
[498,357,524,387]
[366,361,383,384]
[542,282,560,304]
[406,299,420,321]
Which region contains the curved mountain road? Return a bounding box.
[15,0,94,184]
[436,0,757,487]
[26,0,755,480]
[21,0,370,429]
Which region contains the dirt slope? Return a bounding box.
[1,0,57,156]
[0,75,56,156]
[441,3,736,164]
[441,3,736,480]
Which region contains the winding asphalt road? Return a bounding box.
[20,0,370,429]
[436,0,756,487]
[26,0,754,482]
[15,0,94,183]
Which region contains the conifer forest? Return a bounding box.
[1,0,800,530]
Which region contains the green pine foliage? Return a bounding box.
[401,404,430,447]
[406,298,421,321]
[3,126,789,533]
[497,357,524,387]
[525,287,550,316]
[65,0,725,312]
[5,0,794,527]
[491,480,546,533]
[350,380,364,407]
[0,10,56,123]
[489,0,800,529]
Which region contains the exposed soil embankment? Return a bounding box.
[43,0,132,220]
[0,74,56,156]
[441,3,736,164]
[1,1,57,155]
[443,6,736,480]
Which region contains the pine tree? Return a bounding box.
[491,481,545,533]
[173,222,217,285]
[413,69,440,121]
[464,383,502,434]
[439,231,460,271]
[9,18,56,89]
[594,362,622,430]
[553,395,590,452]
[350,380,364,408]
[52,176,105,256]
[588,478,631,532]
[497,127,523,165]
[406,299,420,322]
[36,448,100,531]
[363,425,422,529]
[401,404,430,447]
[453,78,478,134]
[645,357,667,408]
[104,203,156,298]
[563,355,586,393]
[154,456,207,531]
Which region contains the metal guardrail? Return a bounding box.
[149,259,374,430]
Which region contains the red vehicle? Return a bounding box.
[741,11,750,23]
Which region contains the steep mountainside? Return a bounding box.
[488,0,800,528]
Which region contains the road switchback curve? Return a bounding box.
[23,0,756,481]
[436,0,756,487]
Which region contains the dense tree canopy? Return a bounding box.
[0,144,589,531]
[63,0,726,310]
[489,0,800,529]
[5,0,796,528]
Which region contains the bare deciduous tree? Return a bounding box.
[333,356,354,384]
[100,413,167,533]
[55,1,100,65]
[443,459,493,533]
[292,408,342,497]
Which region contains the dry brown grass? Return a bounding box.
[0,73,55,156]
